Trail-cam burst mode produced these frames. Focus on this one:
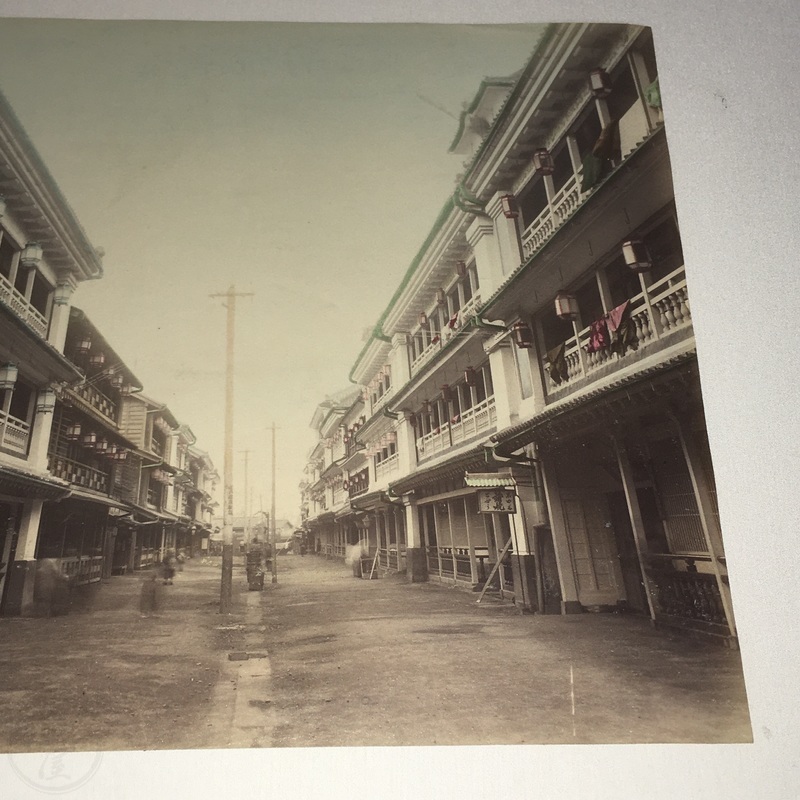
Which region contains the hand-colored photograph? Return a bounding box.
[0,20,751,758]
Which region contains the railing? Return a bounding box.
[647,562,727,627]
[426,545,440,576]
[428,547,475,582]
[48,454,110,493]
[378,547,402,571]
[0,271,49,338]
[58,555,103,585]
[542,265,691,396]
[417,423,450,459]
[137,548,157,569]
[450,397,496,446]
[375,452,399,482]
[333,544,346,558]
[72,382,118,423]
[0,409,30,455]
[521,99,657,261]
[410,293,483,376]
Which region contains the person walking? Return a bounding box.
[139,570,161,617]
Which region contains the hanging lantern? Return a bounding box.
[512,321,534,348]
[109,372,125,389]
[456,261,467,278]
[53,281,73,306]
[421,399,430,413]
[440,384,452,402]
[82,432,97,447]
[589,68,612,98]
[500,195,519,219]
[89,353,105,368]
[418,311,428,327]
[94,437,109,453]
[464,367,477,387]
[114,450,128,462]
[65,422,82,441]
[622,239,653,273]
[0,363,18,390]
[107,444,119,457]
[386,431,397,445]
[76,337,92,354]
[436,288,446,306]
[554,290,579,321]
[533,148,555,175]
[36,389,57,413]
[19,242,43,270]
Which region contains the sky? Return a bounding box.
[0,19,544,523]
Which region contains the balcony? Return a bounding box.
[410,293,482,377]
[0,409,30,455]
[541,265,692,397]
[48,454,110,493]
[375,452,399,482]
[417,397,496,462]
[522,101,658,262]
[72,382,118,424]
[0,271,49,338]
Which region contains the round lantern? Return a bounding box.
[512,321,534,348]
[533,148,555,175]
[622,239,653,273]
[554,290,579,321]
[500,195,519,219]
[19,242,43,270]
[589,68,612,98]
[0,363,18,390]
[418,311,428,327]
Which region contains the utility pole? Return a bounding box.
[270,422,278,584]
[210,285,253,614]
[240,449,252,549]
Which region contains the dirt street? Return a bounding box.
[262,555,751,746]
[0,554,751,753]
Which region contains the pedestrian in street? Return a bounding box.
[161,551,175,585]
[139,570,161,617]
[34,558,70,617]
[176,549,186,572]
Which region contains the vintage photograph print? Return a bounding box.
[0,20,751,754]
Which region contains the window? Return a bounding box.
[8,380,33,422]
[606,253,643,309]
[571,105,602,161]
[550,142,574,192]
[643,215,684,284]
[518,175,549,229]
[606,61,640,124]
[29,271,52,316]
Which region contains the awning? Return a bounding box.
[60,486,132,512]
[0,464,70,502]
[464,471,515,488]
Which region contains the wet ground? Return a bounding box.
[0,554,751,753]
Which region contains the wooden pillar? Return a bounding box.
[463,496,478,583]
[539,452,582,613]
[670,410,736,639]
[446,500,457,583]
[612,435,657,621]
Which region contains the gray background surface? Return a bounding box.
[0,1,796,798]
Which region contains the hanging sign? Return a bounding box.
[477,489,516,514]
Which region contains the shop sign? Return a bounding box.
[477,489,516,514]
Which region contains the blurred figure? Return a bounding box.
[176,549,186,572]
[139,570,161,617]
[161,551,175,585]
[34,559,70,617]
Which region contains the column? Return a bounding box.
[397,411,418,475]
[47,273,78,352]
[612,435,657,622]
[508,483,540,613]
[486,191,524,280]
[3,499,43,615]
[27,390,57,472]
[539,452,582,614]
[487,342,521,431]
[466,218,502,299]
[670,410,737,641]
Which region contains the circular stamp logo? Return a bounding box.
[8,752,103,795]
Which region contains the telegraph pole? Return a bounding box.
[270,422,278,584]
[210,285,253,614]
[240,449,252,548]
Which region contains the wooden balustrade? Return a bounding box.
[0,272,49,338]
[543,266,691,396]
[647,563,727,627]
[0,409,30,455]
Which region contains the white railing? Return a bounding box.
[0,271,49,338]
[542,265,691,395]
[0,409,30,455]
[417,423,451,459]
[411,292,483,375]
[451,397,496,445]
[375,452,399,481]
